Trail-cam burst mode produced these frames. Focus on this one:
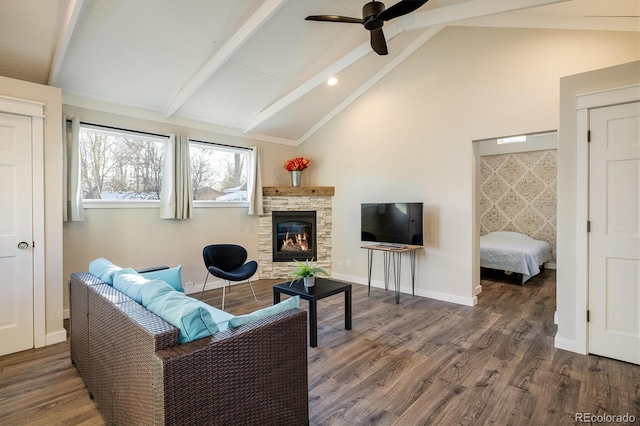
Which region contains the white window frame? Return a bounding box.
[189,140,250,208]
[78,126,252,209]
[79,124,167,208]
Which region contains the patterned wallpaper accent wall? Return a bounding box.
[479,150,557,262]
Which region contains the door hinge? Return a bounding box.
[587,310,590,322]
[587,130,591,142]
[32,241,35,248]
[587,221,591,233]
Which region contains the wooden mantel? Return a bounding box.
[263,186,335,196]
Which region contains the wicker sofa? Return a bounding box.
[69,271,309,425]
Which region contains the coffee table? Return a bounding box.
[273,278,352,347]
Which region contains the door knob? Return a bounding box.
[17,241,29,250]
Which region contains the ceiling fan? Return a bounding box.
[305,0,429,55]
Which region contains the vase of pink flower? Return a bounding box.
[283,157,310,187]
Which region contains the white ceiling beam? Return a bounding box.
[403,0,570,31]
[297,25,445,145]
[449,15,640,32]
[164,0,286,119]
[242,43,370,133]
[47,0,84,86]
[243,19,407,134]
[244,0,569,134]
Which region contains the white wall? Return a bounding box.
[556,61,640,352]
[62,104,297,312]
[298,27,640,307]
[0,76,65,344]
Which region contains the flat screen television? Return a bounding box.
[361,202,424,248]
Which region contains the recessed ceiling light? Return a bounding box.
[327,77,338,86]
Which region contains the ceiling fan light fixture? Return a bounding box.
[327,76,338,86]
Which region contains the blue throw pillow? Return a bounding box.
[140,265,183,292]
[196,301,234,331]
[140,281,219,344]
[228,296,300,329]
[113,268,167,304]
[89,257,122,285]
[139,278,175,302]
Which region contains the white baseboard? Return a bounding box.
[545,262,557,269]
[419,289,477,306]
[331,272,367,285]
[63,308,69,319]
[45,329,67,345]
[474,285,483,296]
[554,310,558,325]
[554,336,577,353]
[333,273,478,307]
[184,279,226,295]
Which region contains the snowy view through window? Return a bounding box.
[79,127,248,202]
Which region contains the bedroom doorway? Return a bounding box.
[473,131,558,294]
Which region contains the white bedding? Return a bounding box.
[480,231,552,283]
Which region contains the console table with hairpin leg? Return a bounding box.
[362,244,422,304]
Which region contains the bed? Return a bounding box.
[480,231,552,284]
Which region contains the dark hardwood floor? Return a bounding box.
[1,270,638,425]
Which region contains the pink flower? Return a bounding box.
[283,157,310,172]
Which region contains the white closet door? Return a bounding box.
[0,112,34,356]
[588,101,640,365]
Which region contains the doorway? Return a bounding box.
[472,131,558,295]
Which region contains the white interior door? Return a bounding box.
[588,101,640,365]
[0,112,34,356]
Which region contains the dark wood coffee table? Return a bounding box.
[273,278,352,347]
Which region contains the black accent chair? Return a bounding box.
[200,244,258,309]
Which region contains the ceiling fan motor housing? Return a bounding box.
[363,1,385,30]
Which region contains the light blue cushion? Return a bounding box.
[196,302,234,331]
[113,268,167,304]
[89,257,122,285]
[228,296,300,329]
[139,278,176,303]
[140,281,219,344]
[140,265,184,292]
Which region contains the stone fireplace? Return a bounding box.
[258,187,334,279]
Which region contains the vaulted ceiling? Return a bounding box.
[1,0,638,145]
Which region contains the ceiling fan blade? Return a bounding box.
[370,28,388,55]
[305,15,364,24]
[377,0,429,21]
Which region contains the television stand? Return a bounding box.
[376,243,407,250]
[361,244,422,303]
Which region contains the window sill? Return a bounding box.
[82,200,249,209]
[194,201,249,208]
[82,200,160,209]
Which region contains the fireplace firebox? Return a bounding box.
[272,211,317,262]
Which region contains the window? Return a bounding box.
[189,141,248,202]
[497,135,527,145]
[79,125,166,200]
[77,125,251,206]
